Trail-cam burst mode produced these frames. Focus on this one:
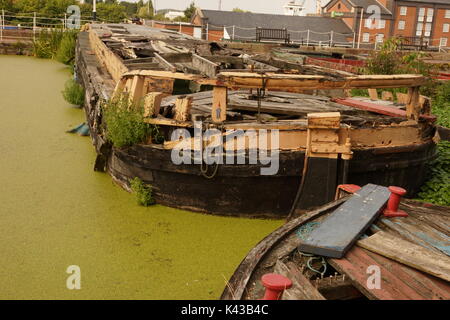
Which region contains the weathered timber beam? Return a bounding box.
[192,53,219,78]
[153,52,177,73]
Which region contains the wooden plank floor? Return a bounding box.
[329,246,450,300]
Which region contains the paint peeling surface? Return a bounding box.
[0,56,282,299]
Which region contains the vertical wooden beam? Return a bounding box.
[112,77,128,100]
[368,89,378,100]
[129,75,145,104]
[174,96,193,122]
[143,92,166,118]
[406,86,420,120]
[212,86,227,123]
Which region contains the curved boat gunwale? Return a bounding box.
[220,196,349,300]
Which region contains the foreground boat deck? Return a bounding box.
[221,197,450,300]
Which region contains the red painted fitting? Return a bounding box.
[383,186,408,217]
[261,273,292,300]
[338,184,362,194]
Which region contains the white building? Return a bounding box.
[283,1,306,16]
[164,11,185,20]
[284,1,329,16]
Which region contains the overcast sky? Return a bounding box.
[122,0,320,15]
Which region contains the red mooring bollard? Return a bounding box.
[383,186,408,217]
[261,273,292,300]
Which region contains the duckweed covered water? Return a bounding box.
[0,56,282,299]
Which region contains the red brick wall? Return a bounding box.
[152,22,194,37]
[432,8,450,47]
[392,5,417,37]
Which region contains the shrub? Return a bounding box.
[102,96,163,148]
[417,141,450,206]
[130,177,155,206]
[56,30,78,65]
[33,28,64,59]
[62,79,85,106]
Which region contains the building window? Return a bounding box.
[418,8,425,22]
[398,20,406,30]
[363,33,370,42]
[427,8,434,22]
[441,38,448,47]
[416,22,423,36]
[338,4,341,9]
[365,19,373,28]
[376,34,384,43]
[424,23,432,37]
[444,24,450,33]
[378,19,386,29]
[400,6,407,16]
[446,10,450,19]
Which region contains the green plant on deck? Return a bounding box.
[62,79,85,106]
[102,96,164,148]
[417,141,450,206]
[130,177,155,207]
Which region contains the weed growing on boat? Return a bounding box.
[102,96,163,148]
[62,79,85,106]
[418,141,450,206]
[130,177,155,206]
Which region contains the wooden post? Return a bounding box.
[33,12,36,42]
[211,86,227,123]
[143,92,166,118]
[129,75,145,104]
[0,10,3,42]
[368,89,378,100]
[174,96,193,122]
[406,86,420,120]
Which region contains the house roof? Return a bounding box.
[323,0,393,15]
[398,0,450,5]
[200,10,353,43]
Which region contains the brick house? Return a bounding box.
[322,0,450,47]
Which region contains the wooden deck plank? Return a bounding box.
[364,249,450,300]
[381,216,450,257]
[333,98,436,121]
[274,260,325,300]
[357,231,450,282]
[298,184,390,258]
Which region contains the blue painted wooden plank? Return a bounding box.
[298,184,390,258]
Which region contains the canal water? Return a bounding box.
[0,55,282,299]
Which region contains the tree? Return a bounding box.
[184,1,195,20]
[232,8,251,13]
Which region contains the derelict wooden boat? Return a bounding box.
[75,23,439,218]
[220,187,450,300]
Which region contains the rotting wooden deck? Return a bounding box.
[221,197,450,300]
[75,24,438,217]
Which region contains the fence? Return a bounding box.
[0,10,115,42]
[201,23,450,51]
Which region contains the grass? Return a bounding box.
[130,177,155,206]
[62,79,85,106]
[33,29,78,66]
